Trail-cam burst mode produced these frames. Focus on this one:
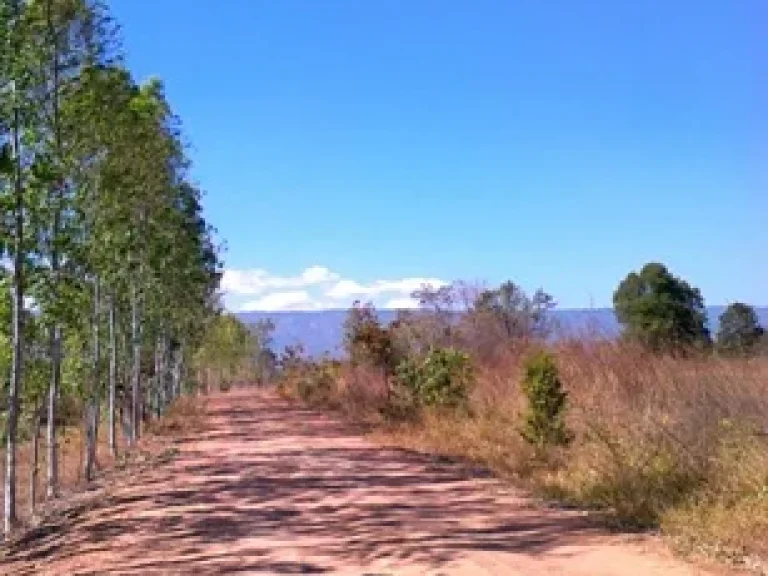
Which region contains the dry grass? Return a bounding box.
[0,422,129,530]
[1,396,204,533]
[145,396,206,436]
[302,340,768,568]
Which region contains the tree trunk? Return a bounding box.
[47,324,61,499]
[163,336,170,408]
[45,0,64,504]
[108,296,117,457]
[130,284,141,445]
[154,336,162,418]
[172,343,183,399]
[84,278,101,482]
[4,63,25,537]
[121,322,131,442]
[30,405,43,516]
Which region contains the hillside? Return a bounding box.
[238,306,768,357]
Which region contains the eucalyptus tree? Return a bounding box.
[23,0,118,499]
[64,62,135,459]
[1,0,33,534]
[121,78,183,440]
[66,65,133,480]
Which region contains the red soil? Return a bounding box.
[1,388,731,575]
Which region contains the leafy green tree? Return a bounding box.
[30,0,118,498]
[716,303,764,356]
[613,262,710,352]
[1,0,33,533]
[519,351,572,451]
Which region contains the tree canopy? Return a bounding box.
[716,302,764,356]
[613,262,710,352]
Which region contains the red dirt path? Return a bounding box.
[1,388,725,575]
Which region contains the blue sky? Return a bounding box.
[111,0,765,311]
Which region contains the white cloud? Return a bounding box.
[222,265,340,296]
[383,297,421,310]
[223,265,447,311]
[325,277,447,299]
[299,265,339,285]
[325,279,367,298]
[240,291,316,312]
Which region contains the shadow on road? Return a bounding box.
[2,389,599,575]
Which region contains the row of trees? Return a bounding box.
[1,0,221,535]
[193,315,277,391]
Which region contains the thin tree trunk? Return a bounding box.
[154,336,162,418]
[30,404,43,516]
[45,0,64,504]
[92,297,103,455]
[4,48,25,536]
[121,319,131,442]
[172,343,183,399]
[162,336,170,408]
[163,337,171,407]
[108,295,117,457]
[84,278,101,482]
[130,284,141,444]
[46,229,63,497]
[47,324,61,499]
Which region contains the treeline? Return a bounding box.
[338,261,763,381]
[280,261,766,413]
[194,316,277,392]
[278,261,768,562]
[0,0,221,536]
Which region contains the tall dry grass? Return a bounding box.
[299,339,768,564]
[1,396,204,533]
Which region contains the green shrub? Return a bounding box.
[394,347,473,410]
[520,351,572,450]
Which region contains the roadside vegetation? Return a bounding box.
[278,262,768,569]
[0,0,274,539]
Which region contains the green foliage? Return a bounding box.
[0,0,223,531]
[394,347,473,409]
[0,143,12,175]
[716,302,764,356]
[519,351,572,450]
[194,314,256,388]
[613,262,711,352]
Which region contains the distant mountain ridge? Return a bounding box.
[237,306,768,358]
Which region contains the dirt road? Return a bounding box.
[2,388,722,575]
